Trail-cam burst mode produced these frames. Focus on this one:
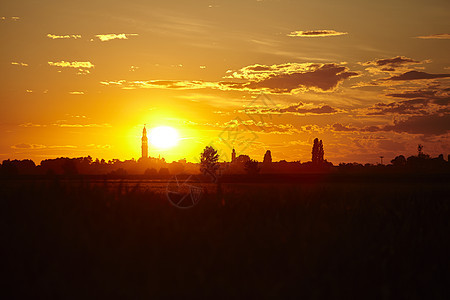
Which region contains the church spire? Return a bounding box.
[141,124,148,159]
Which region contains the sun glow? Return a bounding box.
[149,126,179,149]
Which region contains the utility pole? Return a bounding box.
[379,156,384,165]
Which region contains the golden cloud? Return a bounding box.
[95,33,138,41]
[11,62,28,67]
[1,16,20,21]
[47,34,82,39]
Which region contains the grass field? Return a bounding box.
[1,174,449,299]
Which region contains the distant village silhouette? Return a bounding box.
[1,125,449,177]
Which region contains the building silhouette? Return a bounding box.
[231,148,236,162]
[141,125,148,159]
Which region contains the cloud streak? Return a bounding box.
[287,30,348,37]
[416,33,450,40]
[11,62,28,67]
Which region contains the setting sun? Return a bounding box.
[149,126,179,149]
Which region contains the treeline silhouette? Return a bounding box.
[1,141,448,177]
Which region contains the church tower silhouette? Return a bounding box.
[141,125,148,159]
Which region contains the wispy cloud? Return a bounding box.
[95,33,138,41]
[19,123,47,128]
[20,121,111,128]
[47,34,82,39]
[69,91,85,95]
[287,30,348,37]
[48,61,94,68]
[86,144,111,149]
[11,62,28,67]
[11,143,76,150]
[415,33,450,40]
[53,123,111,128]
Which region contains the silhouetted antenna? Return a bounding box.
[418,144,424,156]
[379,156,384,165]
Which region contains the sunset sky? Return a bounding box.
[1,0,449,164]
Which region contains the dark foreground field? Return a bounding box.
[1,174,449,299]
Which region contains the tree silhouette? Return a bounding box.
[391,155,406,167]
[263,150,272,164]
[200,146,220,178]
[244,159,260,175]
[318,140,324,164]
[312,138,324,165]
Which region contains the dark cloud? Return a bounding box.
[333,114,450,136]
[242,102,342,115]
[365,99,432,116]
[245,64,358,93]
[386,90,438,99]
[332,123,358,132]
[103,62,358,93]
[385,87,450,107]
[386,71,450,81]
[361,56,427,77]
[380,114,450,135]
[364,56,420,68]
[279,103,338,114]
[287,30,348,37]
[434,97,450,106]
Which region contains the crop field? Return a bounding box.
[1,174,449,299]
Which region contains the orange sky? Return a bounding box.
[1,0,449,164]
